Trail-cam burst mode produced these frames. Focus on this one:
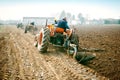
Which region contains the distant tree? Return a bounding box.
[66,13,71,18]
[66,12,72,24]
[72,15,75,20]
[78,13,82,19]
[77,13,85,24]
[118,19,120,24]
[59,10,66,19]
[104,19,110,24]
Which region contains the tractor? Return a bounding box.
[24,22,38,35]
[34,24,79,58]
[17,23,24,29]
[34,20,95,64]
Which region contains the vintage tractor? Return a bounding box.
[34,19,95,64]
[24,22,38,34]
[17,23,24,29]
[34,24,79,58]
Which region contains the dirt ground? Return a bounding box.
[0,24,120,80]
[75,24,120,80]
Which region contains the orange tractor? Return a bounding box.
[34,23,79,58]
[34,20,95,64]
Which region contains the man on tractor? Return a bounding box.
[54,17,72,48]
[55,17,70,33]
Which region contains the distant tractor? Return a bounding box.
[24,22,38,35]
[17,23,24,29]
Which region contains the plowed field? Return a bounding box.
[0,24,120,80]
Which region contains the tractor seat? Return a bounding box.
[55,27,64,34]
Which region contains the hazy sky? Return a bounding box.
[0,0,120,20]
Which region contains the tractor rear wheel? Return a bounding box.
[37,28,50,52]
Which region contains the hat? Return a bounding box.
[63,17,66,20]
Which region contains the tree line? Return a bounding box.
[59,10,120,24]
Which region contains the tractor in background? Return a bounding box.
[24,22,38,35]
[17,23,24,29]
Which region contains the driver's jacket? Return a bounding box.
[56,20,70,32]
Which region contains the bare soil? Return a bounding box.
[75,24,120,80]
[0,24,120,80]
